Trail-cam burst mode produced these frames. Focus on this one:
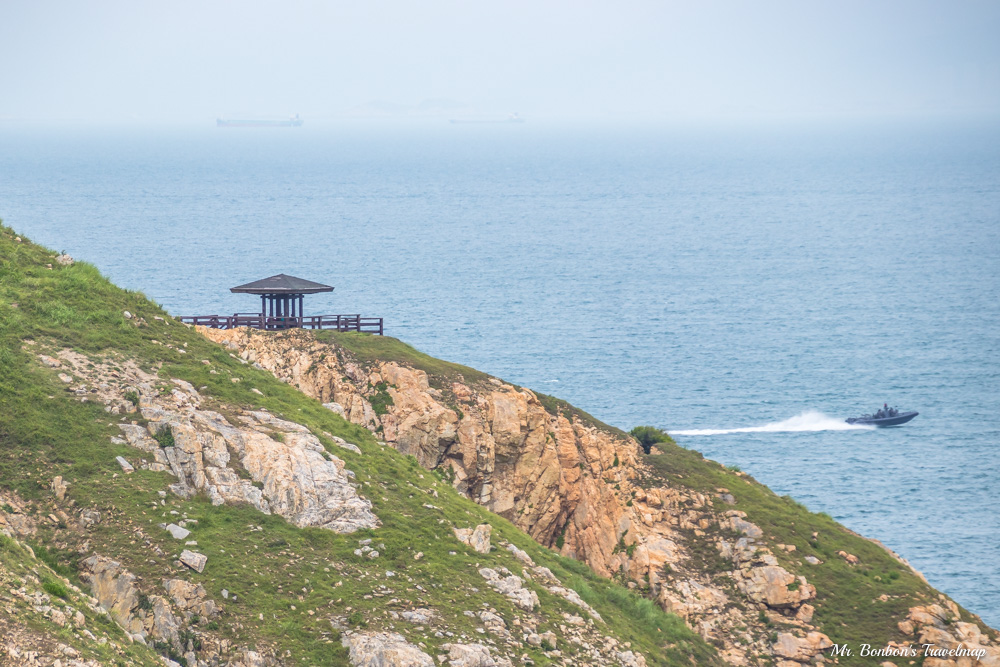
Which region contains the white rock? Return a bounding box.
[441,642,512,666]
[323,402,347,418]
[165,524,191,540]
[179,550,207,573]
[115,456,134,473]
[341,631,434,666]
[505,543,534,566]
[454,524,492,554]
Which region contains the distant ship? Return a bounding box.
[449,112,525,125]
[217,114,303,128]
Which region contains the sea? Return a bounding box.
[1,118,998,627]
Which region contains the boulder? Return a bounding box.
[441,642,512,666]
[52,476,68,502]
[454,524,492,554]
[166,524,191,540]
[179,550,207,573]
[341,631,434,666]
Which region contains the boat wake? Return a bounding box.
[671,410,875,436]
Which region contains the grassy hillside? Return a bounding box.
[0,223,720,665]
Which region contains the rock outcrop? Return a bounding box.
[77,554,278,666]
[51,348,378,535]
[453,524,492,554]
[898,600,1000,666]
[341,631,435,666]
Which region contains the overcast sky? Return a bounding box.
[1,0,998,122]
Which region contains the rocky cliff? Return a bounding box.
[202,327,1000,666]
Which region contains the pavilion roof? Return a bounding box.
[230,274,334,295]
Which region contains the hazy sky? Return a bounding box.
[2,0,998,121]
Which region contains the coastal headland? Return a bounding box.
[1,223,996,665]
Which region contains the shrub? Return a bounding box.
[629,426,674,454]
[368,381,394,416]
[124,389,140,406]
[154,425,175,448]
[42,577,69,600]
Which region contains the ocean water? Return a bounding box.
[2,119,998,626]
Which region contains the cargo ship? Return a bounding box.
[449,112,525,125]
[217,114,303,128]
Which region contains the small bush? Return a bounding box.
[368,381,394,416]
[136,592,153,611]
[629,426,674,454]
[42,578,69,600]
[154,425,175,448]
[124,389,140,406]
[347,610,366,627]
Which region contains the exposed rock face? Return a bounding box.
[78,555,279,666]
[52,348,378,535]
[899,600,1000,667]
[79,555,182,647]
[341,631,435,666]
[200,328,639,578]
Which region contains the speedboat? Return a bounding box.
[846,411,918,427]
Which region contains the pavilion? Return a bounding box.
[179,273,383,334]
[231,273,333,322]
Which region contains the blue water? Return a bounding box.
[2,120,998,627]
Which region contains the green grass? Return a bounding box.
[534,391,631,440]
[315,330,488,387]
[0,222,719,665]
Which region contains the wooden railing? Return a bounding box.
[178,313,383,335]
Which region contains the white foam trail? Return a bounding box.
[671,410,875,436]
